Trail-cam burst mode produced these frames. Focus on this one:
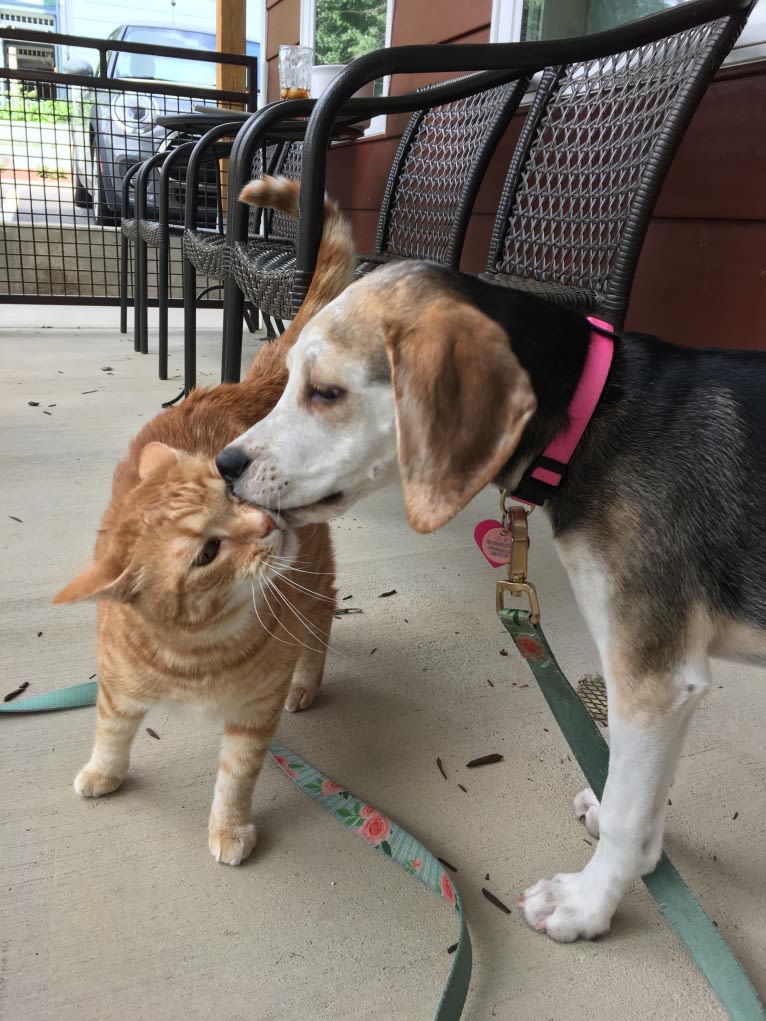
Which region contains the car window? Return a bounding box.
[113,26,219,87]
[105,26,123,70]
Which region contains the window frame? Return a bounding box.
[299,0,394,64]
[299,0,395,135]
[489,0,766,64]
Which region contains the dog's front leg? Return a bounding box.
[520,542,711,941]
[520,660,708,941]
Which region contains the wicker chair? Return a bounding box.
[230,138,306,337]
[119,121,243,379]
[227,77,529,332]
[217,71,531,384]
[183,137,299,335]
[171,74,525,396]
[215,0,752,383]
[175,135,292,400]
[478,24,749,327]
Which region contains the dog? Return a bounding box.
[215,256,766,942]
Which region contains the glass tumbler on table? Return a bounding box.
[279,45,313,100]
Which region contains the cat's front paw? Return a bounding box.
[284,681,319,712]
[74,766,124,797]
[209,822,257,865]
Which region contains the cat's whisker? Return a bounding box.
[265,576,337,654]
[250,579,299,649]
[301,524,321,544]
[274,569,336,604]
[63,175,349,868]
[258,576,333,657]
[267,558,336,577]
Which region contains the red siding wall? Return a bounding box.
[625,62,766,347]
[265,0,300,103]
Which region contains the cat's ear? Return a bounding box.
[138,442,179,480]
[52,558,138,605]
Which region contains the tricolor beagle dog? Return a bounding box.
[216,255,766,942]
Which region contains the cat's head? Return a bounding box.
[53,442,295,625]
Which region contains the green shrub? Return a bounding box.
[0,81,72,124]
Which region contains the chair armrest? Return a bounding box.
[134,149,175,225]
[120,160,146,220]
[159,140,200,228]
[223,70,532,250]
[182,121,245,231]
[223,98,321,244]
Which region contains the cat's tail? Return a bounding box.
[238,175,355,333]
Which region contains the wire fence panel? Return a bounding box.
[0,27,257,305]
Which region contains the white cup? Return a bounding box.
[311,64,375,128]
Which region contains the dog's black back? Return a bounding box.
[440,265,766,659]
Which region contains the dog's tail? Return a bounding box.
[238,176,355,368]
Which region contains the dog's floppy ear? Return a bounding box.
[385,297,536,533]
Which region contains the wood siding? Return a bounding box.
[265,0,300,103]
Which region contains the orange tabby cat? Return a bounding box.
[53,178,354,865]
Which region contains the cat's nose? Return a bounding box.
[216,446,251,485]
[254,511,278,537]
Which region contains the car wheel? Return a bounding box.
[89,143,119,227]
[73,168,92,209]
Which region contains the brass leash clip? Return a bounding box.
[495,491,541,623]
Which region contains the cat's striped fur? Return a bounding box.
[54,179,354,864]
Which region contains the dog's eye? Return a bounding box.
[192,539,221,568]
[308,384,344,405]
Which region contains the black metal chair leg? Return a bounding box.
[264,315,277,340]
[119,231,130,335]
[138,239,150,355]
[133,227,142,353]
[158,233,169,380]
[221,275,245,383]
[243,301,258,334]
[182,254,197,394]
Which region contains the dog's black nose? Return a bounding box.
[215,446,251,485]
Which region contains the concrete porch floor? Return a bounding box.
[1,306,764,1021]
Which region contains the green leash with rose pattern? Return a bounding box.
[498,609,765,1021]
[1,681,471,1020]
[4,597,765,1019]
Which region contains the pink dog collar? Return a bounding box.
[512,316,615,506]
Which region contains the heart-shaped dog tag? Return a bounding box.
[474,519,512,568]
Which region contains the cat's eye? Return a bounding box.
[307,383,344,405]
[193,539,221,568]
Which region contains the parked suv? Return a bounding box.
[66,25,258,225]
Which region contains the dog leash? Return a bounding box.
[1,683,471,1021]
[5,603,764,1019]
[495,505,766,1021]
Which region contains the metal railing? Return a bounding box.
[0,27,257,304]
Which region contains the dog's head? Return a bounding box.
[217,263,536,532]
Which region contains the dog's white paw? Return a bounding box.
[573,787,600,837]
[519,872,613,942]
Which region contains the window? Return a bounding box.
[300,0,392,65]
[300,0,393,131]
[490,0,766,64]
